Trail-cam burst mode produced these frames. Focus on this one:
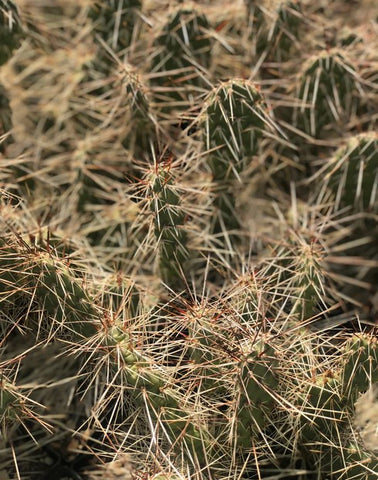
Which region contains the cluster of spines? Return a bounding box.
[294,50,362,138]
[147,159,189,286]
[0,0,377,479]
[0,234,212,466]
[200,79,276,236]
[296,334,378,479]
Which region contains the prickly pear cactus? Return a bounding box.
[147,159,189,286]
[0,1,377,479]
[150,8,213,114]
[294,50,362,137]
[322,133,378,213]
[200,79,278,235]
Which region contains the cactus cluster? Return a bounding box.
[0,1,377,479]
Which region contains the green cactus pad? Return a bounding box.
[295,50,361,137]
[89,0,142,54]
[151,9,212,113]
[148,163,188,286]
[203,79,268,174]
[324,133,378,213]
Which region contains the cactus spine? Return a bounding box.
[1,1,377,478]
[147,160,189,286]
[201,79,275,235]
[321,133,378,214]
[294,50,362,137]
[151,8,212,114]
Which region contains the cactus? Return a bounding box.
[1,1,378,478]
[319,133,378,214]
[0,83,12,152]
[234,341,278,448]
[120,64,157,155]
[0,0,22,152]
[0,0,22,66]
[89,0,142,55]
[0,233,212,465]
[244,0,266,57]
[294,50,362,138]
[103,323,212,466]
[342,334,378,395]
[264,230,326,322]
[147,160,189,286]
[267,1,303,63]
[200,79,277,236]
[295,334,378,479]
[0,237,99,338]
[309,133,378,308]
[100,271,141,317]
[0,375,21,424]
[203,80,268,166]
[150,8,212,115]
[245,1,304,68]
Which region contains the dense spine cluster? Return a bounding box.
[0,1,377,479]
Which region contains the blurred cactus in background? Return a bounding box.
[0,0,22,66]
[150,7,213,116]
[0,1,377,479]
[294,50,363,138]
[0,0,22,153]
[90,0,142,55]
[320,133,378,214]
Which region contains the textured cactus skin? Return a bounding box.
[0,83,12,152]
[323,133,378,213]
[0,377,19,420]
[0,238,98,338]
[235,342,278,447]
[0,236,211,465]
[270,1,303,61]
[0,1,22,152]
[1,1,377,479]
[105,323,210,466]
[295,51,361,137]
[244,0,266,55]
[203,80,267,170]
[148,163,188,286]
[296,335,378,479]
[100,271,140,318]
[201,79,273,235]
[121,66,157,155]
[1,230,377,476]
[248,1,304,64]
[342,335,378,394]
